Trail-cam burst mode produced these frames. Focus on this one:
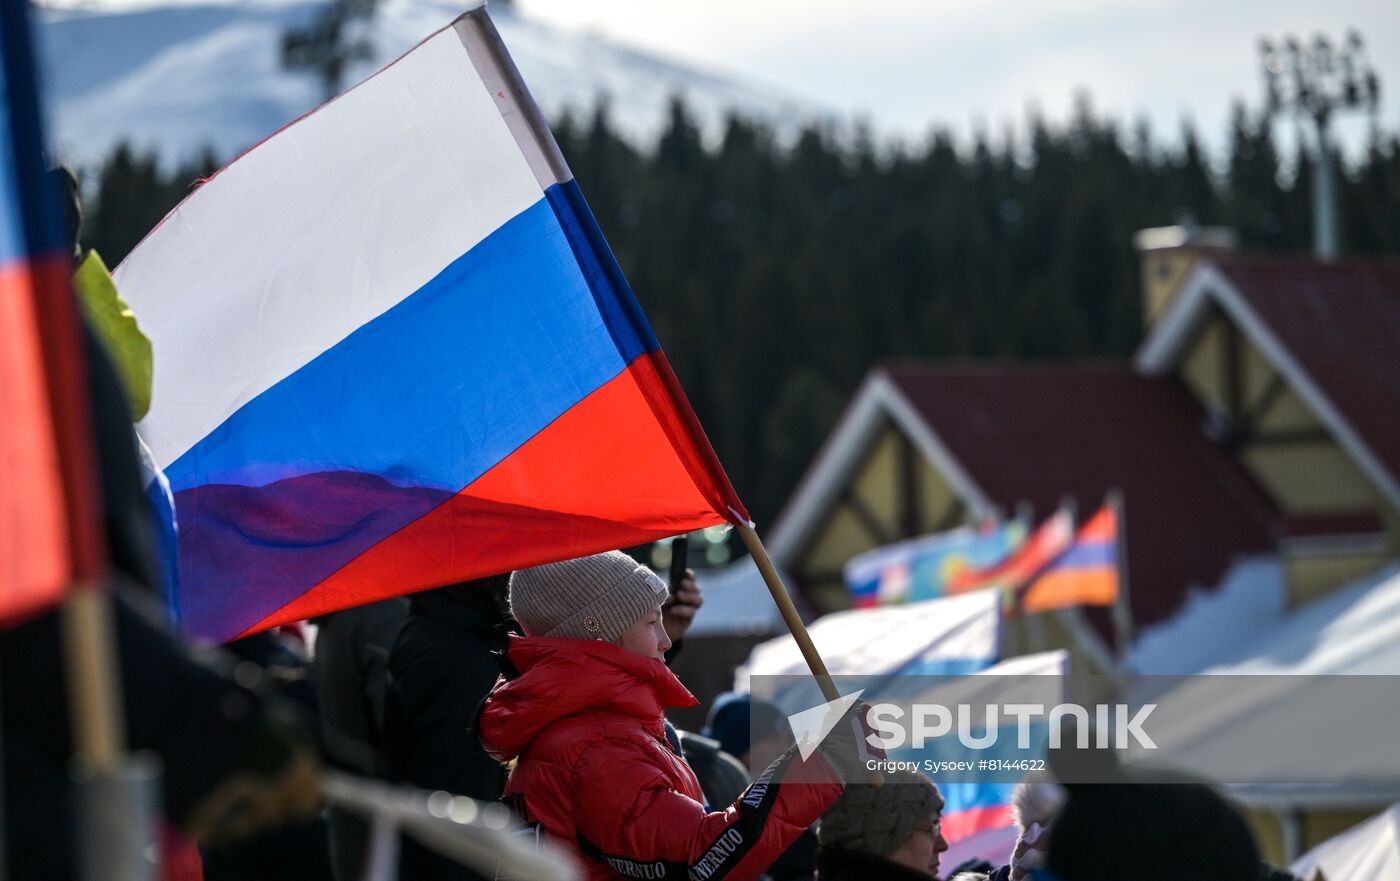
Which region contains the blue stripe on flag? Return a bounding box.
[545,179,659,362]
[163,190,628,494]
[144,477,182,625]
[1046,540,1114,571]
[0,0,67,263]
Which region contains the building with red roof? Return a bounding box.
[760,234,1400,663]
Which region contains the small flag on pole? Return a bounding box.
[0,0,104,626]
[843,521,1026,607]
[1015,503,1119,614]
[115,10,748,643]
[948,507,1074,606]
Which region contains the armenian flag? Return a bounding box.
[1016,503,1119,614]
[115,11,747,643]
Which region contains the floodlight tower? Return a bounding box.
[1259,32,1380,260]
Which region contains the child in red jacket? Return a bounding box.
[479,551,848,881]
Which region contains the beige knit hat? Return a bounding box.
[509,551,668,643]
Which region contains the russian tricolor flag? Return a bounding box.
[116,10,748,643]
[0,0,104,626]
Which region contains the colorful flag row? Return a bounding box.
[848,501,1122,616]
[843,520,1027,608]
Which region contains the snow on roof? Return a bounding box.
[1131,558,1400,675]
[1200,562,1400,675]
[1128,555,1285,674]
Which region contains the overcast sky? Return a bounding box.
[515,0,1400,163]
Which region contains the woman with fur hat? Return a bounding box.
[816,770,949,881]
[479,551,849,881]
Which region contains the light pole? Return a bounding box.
[1259,32,1380,261]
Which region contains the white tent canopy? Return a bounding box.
[733,590,1000,690]
[1120,564,1400,793]
[1291,802,1400,881]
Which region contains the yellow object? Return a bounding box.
[74,250,153,421]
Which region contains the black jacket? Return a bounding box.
[383,583,509,881]
[2,591,275,881]
[314,597,409,881]
[816,848,936,881]
[316,598,409,777]
[678,729,751,809]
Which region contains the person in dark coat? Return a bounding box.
[704,692,816,881]
[2,589,323,881]
[816,770,949,881]
[704,692,791,771]
[676,728,751,809]
[382,576,511,880]
[1044,780,1261,881]
[1041,722,1262,881]
[314,597,409,881]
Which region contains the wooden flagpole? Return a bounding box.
[736,524,840,704]
[61,585,126,769]
[1107,488,1135,670]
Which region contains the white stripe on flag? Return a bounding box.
[116,23,545,470]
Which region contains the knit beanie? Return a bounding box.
[704,693,785,760]
[818,771,944,858]
[509,551,667,643]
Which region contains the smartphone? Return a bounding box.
[669,535,689,598]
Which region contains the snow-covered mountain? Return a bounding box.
[37,0,827,168]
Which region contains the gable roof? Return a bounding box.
[767,251,1400,647]
[1136,253,1400,513]
[878,364,1279,635]
[765,369,997,567]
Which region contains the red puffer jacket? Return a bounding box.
[480,636,843,881]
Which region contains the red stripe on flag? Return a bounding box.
[633,350,750,525]
[1,258,70,622]
[950,509,1073,596]
[1,254,103,626]
[237,355,730,634]
[1076,504,1116,543]
[30,255,106,584]
[942,804,1015,842]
